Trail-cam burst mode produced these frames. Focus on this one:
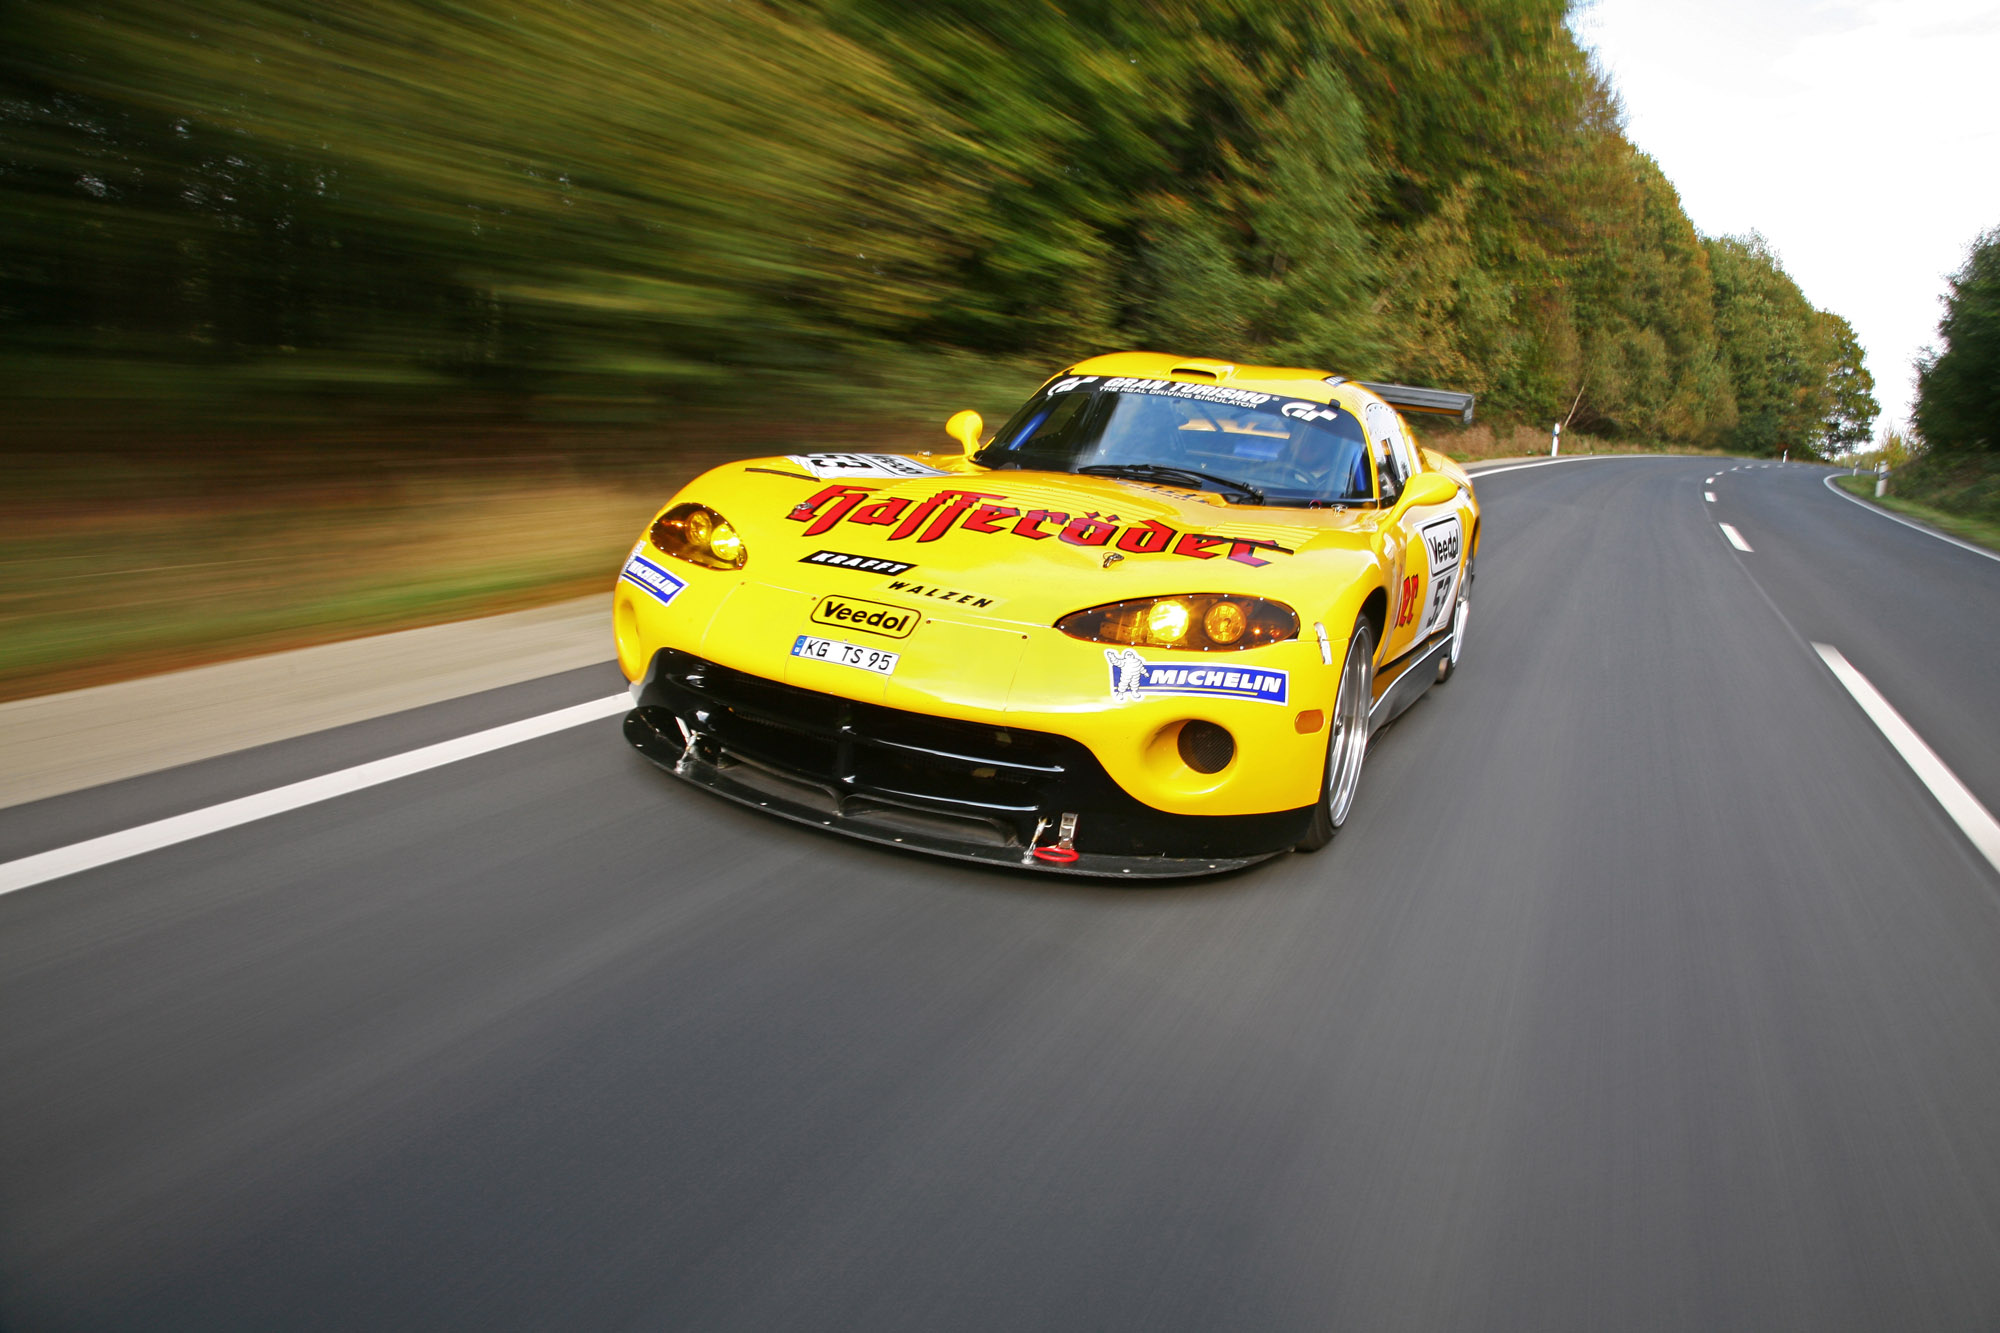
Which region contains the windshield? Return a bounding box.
[977,375,1375,507]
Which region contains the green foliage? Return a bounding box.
[1704,234,1853,457]
[1915,228,2000,454]
[1816,312,1878,452]
[0,0,1876,453]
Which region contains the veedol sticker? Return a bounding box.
[1417,514,1463,637]
[810,595,920,639]
[1105,648,1289,705]
[620,551,688,609]
[785,453,946,480]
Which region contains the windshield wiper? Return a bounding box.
[1077,462,1265,505]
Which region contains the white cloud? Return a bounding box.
[1574,0,2000,432]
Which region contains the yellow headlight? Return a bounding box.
[1147,599,1191,644]
[707,523,743,563]
[1055,595,1298,651]
[1203,600,1247,644]
[649,503,749,570]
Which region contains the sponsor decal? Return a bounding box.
[786,485,1292,567]
[619,551,687,609]
[1280,400,1343,425]
[801,549,915,576]
[883,578,997,609]
[1083,376,1277,409]
[1417,514,1464,637]
[785,452,947,481]
[1105,648,1289,705]
[810,594,920,639]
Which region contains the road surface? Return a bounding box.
[3,457,1998,1331]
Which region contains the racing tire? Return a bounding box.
[1434,555,1473,684]
[1295,618,1375,852]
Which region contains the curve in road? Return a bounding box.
[2,457,1998,1332]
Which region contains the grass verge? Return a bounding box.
[1832,472,2000,554]
[0,464,699,703]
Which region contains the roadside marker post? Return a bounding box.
[1550,421,1562,457]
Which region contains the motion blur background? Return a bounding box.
[1,0,1993,699]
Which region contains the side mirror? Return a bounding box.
[1394,471,1459,512]
[946,409,984,458]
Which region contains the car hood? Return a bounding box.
[683,454,1383,629]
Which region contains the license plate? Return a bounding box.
[790,634,899,675]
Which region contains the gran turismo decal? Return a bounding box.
[1105,648,1289,705]
[882,578,996,609]
[810,595,919,639]
[620,551,687,609]
[785,453,947,481]
[1280,400,1343,424]
[800,549,916,576]
[786,485,1292,567]
[1051,374,1278,410]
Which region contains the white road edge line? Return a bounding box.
[1815,644,2000,876]
[1821,473,2000,565]
[1719,522,1753,552]
[1468,455,1691,478]
[0,693,633,897]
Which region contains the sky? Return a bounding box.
[1572,0,2000,435]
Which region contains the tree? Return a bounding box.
[1815,311,1878,453]
[1915,228,2000,453]
[1706,234,1822,455]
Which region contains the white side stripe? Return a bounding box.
[1820,474,2000,564]
[1719,523,1753,552]
[0,694,633,897]
[1815,645,2000,876]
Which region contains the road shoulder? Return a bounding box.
[0,595,613,809]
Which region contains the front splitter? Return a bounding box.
[625,711,1274,880]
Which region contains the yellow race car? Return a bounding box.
[617,351,1480,877]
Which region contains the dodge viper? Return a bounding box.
[617,351,1480,876]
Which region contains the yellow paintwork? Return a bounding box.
[614,351,1480,818]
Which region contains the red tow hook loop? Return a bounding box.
[1030,812,1080,865]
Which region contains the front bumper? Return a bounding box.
[626,648,1310,878]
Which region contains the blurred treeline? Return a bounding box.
[1915,227,1997,457]
[1,0,1876,458]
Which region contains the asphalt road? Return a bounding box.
[3,457,1999,1331]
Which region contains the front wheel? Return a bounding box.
[1434,555,1473,684]
[1295,618,1375,852]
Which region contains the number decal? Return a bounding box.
[1394,574,1421,628]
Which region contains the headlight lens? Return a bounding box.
[650,503,749,570]
[1056,595,1298,651]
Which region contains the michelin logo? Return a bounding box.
[1105,648,1288,705]
[620,551,687,608]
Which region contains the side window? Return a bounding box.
[1363,401,1406,501]
[1388,416,1422,488]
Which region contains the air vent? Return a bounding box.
[1169,360,1236,381]
[1171,367,1218,381]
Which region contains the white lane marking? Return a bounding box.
[1705,492,1717,502]
[1719,523,1753,552]
[1706,476,1715,484]
[0,694,633,897]
[1468,456,1692,478]
[1821,473,2000,565]
[1815,645,2000,876]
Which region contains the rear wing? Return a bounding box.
[1356,381,1475,426]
